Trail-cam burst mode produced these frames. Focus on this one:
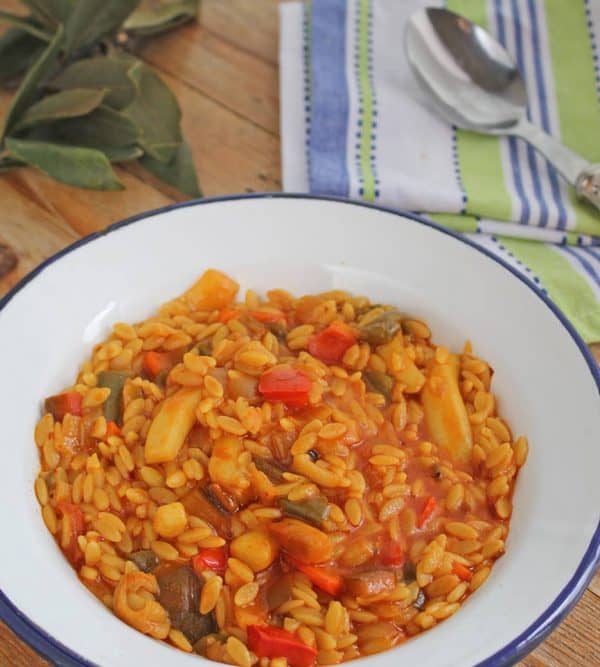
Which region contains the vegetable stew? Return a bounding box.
[33,270,528,666]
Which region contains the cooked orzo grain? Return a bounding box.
[34,269,527,666]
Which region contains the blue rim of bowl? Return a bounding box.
[0,192,597,667]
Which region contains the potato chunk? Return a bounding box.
[230,531,279,572]
[145,388,202,464]
[422,356,472,464]
[208,436,252,502]
[183,269,239,311]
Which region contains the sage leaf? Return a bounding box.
[0,28,45,83]
[21,0,73,27]
[15,122,57,143]
[0,156,25,172]
[1,0,201,194]
[6,137,123,190]
[13,88,106,131]
[140,139,201,197]
[0,10,53,42]
[1,24,64,139]
[54,105,139,147]
[124,0,199,37]
[123,61,181,163]
[64,0,141,53]
[101,145,143,163]
[52,57,136,109]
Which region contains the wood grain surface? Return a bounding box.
[0,1,598,665]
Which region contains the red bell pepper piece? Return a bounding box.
[308,321,356,364]
[258,366,312,408]
[287,557,344,596]
[381,540,405,567]
[192,546,228,575]
[452,561,473,582]
[56,501,85,566]
[44,392,83,420]
[247,625,317,667]
[249,309,285,323]
[417,496,437,528]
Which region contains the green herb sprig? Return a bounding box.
[0,0,201,196]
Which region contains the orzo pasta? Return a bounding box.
[34,269,528,665]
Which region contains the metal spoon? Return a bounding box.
[405,7,600,211]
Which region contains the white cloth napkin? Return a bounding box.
[279,0,600,341]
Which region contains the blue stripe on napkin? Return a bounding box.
[309,0,350,196]
[526,0,568,229]
[510,0,549,228]
[493,0,530,225]
[563,246,600,287]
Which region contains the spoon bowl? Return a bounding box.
[405,7,600,209]
[406,7,526,131]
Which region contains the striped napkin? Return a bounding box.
[280,0,600,342]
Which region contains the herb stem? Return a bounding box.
[0,11,53,43]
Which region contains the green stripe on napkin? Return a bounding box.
[547,0,600,161]
[429,212,477,233]
[546,0,600,236]
[500,236,600,342]
[448,0,514,222]
[357,0,377,201]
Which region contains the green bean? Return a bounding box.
[254,458,286,483]
[128,550,159,573]
[403,560,417,583]
[363,371,394,400]
[180,488,232,539]
[195,339,212,356]
[97,371,130,425]
[154,369,168,387]
[280,496,329,526]
[266,321,288,340]
[358,309,404,345]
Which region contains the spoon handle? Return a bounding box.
[575,165,600,211]
[515,120,600,211]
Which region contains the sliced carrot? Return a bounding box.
[106,420,122,437]
[308,321,356,364]
[287,557,344,596]
[452,561,473,582]
[143,351,172,377]
[218,308,241,323]
[417,495,437,528]
[44,391,83,420]
[269,518,332,564]
[249,309,285,323]
[381,540,405,567]
[56,501,85,566]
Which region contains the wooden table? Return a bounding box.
[0,1,598,665]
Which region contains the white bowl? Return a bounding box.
[0,195,598,667]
